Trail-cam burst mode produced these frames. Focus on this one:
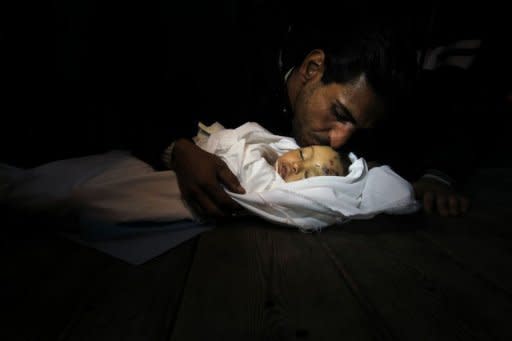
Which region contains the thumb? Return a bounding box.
[217,163,245,194]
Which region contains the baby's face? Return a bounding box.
[275,145,345,183]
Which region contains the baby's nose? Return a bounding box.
[292,162,302,174]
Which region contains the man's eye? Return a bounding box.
[304,171,309,178]
[334,110,349,122]
[333,106,356,124]
[299,149,304,160]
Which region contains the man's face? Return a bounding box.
[291,73,383,149]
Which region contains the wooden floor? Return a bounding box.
[3,168,512,341]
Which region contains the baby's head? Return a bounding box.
[275,146,350,183]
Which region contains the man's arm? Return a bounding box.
[169,138,245,218]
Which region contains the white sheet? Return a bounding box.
[1,122,419,231]
[0,122,419,263]
[196,122,420,231]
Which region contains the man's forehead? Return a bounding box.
[331,75,384,127]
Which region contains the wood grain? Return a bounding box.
[170,218,377,341]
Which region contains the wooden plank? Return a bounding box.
[59,237,197,341]
[319,215,512,341]
[1,216,197,341]
[417,212,512,297]
[170,217,380,341]
[2,228,112,341]
[408,168,512,328]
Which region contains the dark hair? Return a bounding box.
[282,12,418,119]
[338,151,351,176]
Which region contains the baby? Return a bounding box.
[275,146,350,183]
[0,122,418,234]
[192,122,351,193]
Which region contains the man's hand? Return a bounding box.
[171,139,245,218]
[413,177,470,216]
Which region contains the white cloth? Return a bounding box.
[1,122,419,233]
[0,151,209,265]
[196,122,420,231]
[1,151,194,224]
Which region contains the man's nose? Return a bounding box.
[329,125,355,149]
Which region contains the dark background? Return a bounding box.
[1,0,509,168]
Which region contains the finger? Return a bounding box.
[195,188,227,218]
[184,186,225,219]
[423,192,434,214]
[184,197,206,220]
[203,182,243,213]
[460,195,470,214]
[448,195,460,216]
[217,163,246,194]
[436,195,449,216]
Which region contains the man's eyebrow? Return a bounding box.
[334,100,358,126]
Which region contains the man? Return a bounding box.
[150,15,470,219]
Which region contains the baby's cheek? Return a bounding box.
[322,165,340,176]
[285,172,305,183]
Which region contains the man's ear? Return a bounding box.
[299,49,326,81]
